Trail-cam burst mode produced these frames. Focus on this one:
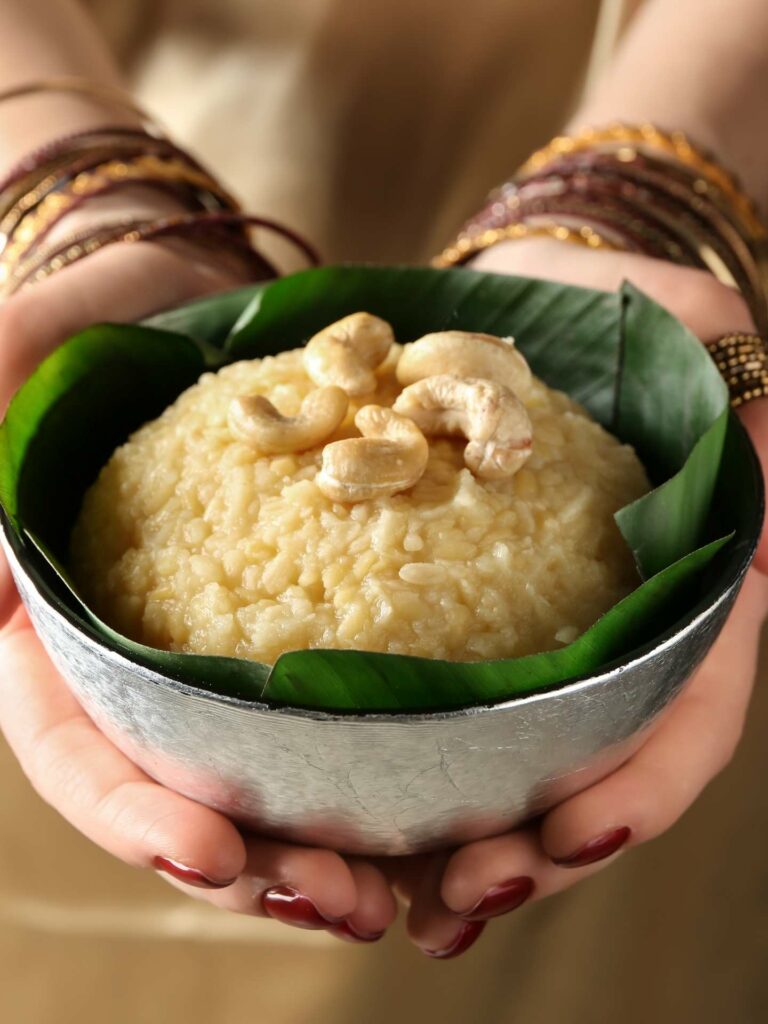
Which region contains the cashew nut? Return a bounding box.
[393,375,533,479]
[317,405,429,502]
[228,386,349,454]
[303,312,394,395]
[396,330,532,396]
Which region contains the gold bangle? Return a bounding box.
[9,221,141,294]
[707,332,768,407]
[0,77,154,128]
[518,122,767,241]
[432,220,619,268]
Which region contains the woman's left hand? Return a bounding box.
[390,241,768,958]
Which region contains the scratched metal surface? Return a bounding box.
[4,530,746,855]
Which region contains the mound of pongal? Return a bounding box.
[70,316,649,664]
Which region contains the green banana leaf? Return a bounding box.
[0,266,760,711]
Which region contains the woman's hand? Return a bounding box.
[0,242,398,944]
[392,241,768,958]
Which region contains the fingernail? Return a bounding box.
[553,826,632,868]
[261,885,344,930]
[459,876,534,921]
[153,855,238,890]
[327,920,386,944]
[422,920,486,960]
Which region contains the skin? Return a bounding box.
[1,0,768,955]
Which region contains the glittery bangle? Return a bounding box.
[514,171,763,308]
[3,211,319,297]
[518,122,767,241]
[432,219,619,268]
[437,122,768,334]
[0,128,244,278]
[0,126,224,199]
[0,122,319,296]
[514,150,763,289]
[1,153,237,257]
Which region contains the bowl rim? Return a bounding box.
[3,414,763,725]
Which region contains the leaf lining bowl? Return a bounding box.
[0,267,762,855]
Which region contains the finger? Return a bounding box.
[400,854,487,960]
[326,859,398,942]
[439,823,608,917]
[175,835,358,924]
[0,241,238,412]
[163,842,398,942]
[0,614,247,888]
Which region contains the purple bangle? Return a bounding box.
[5,210,317,297]
[140,212,321,268]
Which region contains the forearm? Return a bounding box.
[0,0,139,171]
[573,0,768,211]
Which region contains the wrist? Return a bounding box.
[0,96,141,179]
[437,118,768,333]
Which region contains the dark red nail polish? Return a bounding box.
[327,920,386,944]
[153,855,237,890]
[553,826,632,868]
[459,876,534,921]
[423,920,486,960]
[261,885,344,930]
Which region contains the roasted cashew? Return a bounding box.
[303,312,394,395]
[228,386,348,454]
[396,330,532,396]
[393,375,532,479]
[317,405,429,502]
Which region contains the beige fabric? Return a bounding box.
[3,1,768,1021]
[89,0,603,263]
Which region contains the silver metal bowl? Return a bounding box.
[3,415,761,856]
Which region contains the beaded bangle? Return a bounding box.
[707,333,768,407]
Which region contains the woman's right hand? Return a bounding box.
[0,242,399,944]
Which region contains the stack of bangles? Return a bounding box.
[435,122,768,407]
[0,78,319,299]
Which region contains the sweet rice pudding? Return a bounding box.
[71,335,649,663]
